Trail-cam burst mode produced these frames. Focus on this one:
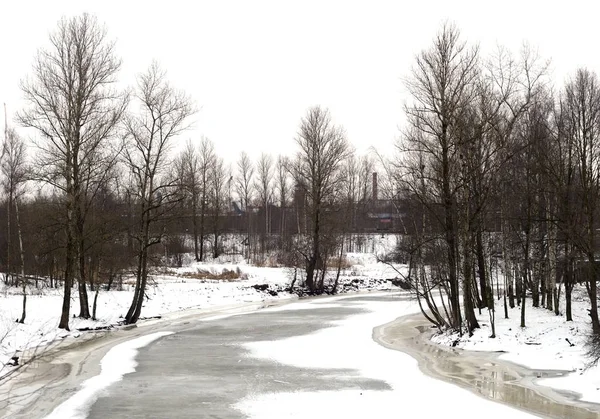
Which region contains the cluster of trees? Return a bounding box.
[2,14,384,331]
[12,14,196,329]
[390,23,600,340]
[12,16,598,344]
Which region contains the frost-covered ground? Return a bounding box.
[432,286,600,404]
[0,237,401,375]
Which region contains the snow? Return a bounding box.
[235,296,537,418]
[0,267,294,371]
[0,236,402,373]
[3,232,600,412]
[44,331,173,419]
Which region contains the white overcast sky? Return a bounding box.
[1,0,599,164]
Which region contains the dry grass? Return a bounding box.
[328,256,353,270]
[180,268,244,281]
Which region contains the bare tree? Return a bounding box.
[341,153,374,250]
[551,98,578,320]
[18,14,127,329]
[123,62,194,324]
[208,155,228,259]
[178,140,202,261]
[275,155,290,250]
[399,25,548,335]
[562,68,600,334]
[1,128,28,322]
[236,151,254,261]
[290,106,351,292]
[197,136,215,261]
[255,153,273,257]
[461,46,547,334]
[341,155,359,237]
[402,22,480,331]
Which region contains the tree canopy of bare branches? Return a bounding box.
[18,13,127,329]
[123,62,195,324]
[291,106,351,292]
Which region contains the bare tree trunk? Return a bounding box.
[296,198,302,235]
[58,148,77,331]
[198,138,215,262]
[126,195,151,325]
[587,247,600,333]
[521,263,527,328]
[547,218,557,312]
[476,227,487,308]
[16,199,26,324]
[130,243,149,324]
[280,206,286,250]
[92,286,100,321]
[59,208,75,330]
[199,198,206,261]
[318,256,327,292]
[488,294,496,338]
[503,266,509,320]
[306,208,320,293]
[565,241,573,321]
[501,207,513,318]
[289,267,297,290]
[531,224,542,308]
[6,190,12,286]
[463,228,479,334]
[213,227,219,259]
[192,196,199,261]
[444,154,462,330]
[77,226,90,318]
[332,236,344,294]
[521,269,528,327]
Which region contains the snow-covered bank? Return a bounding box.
[0,266,291,373]
[432,286,600,405]
[0,253,402,374]
[235,296,538,419]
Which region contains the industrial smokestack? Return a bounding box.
[372,172,378,201]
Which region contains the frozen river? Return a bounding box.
[9,293,600,418]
